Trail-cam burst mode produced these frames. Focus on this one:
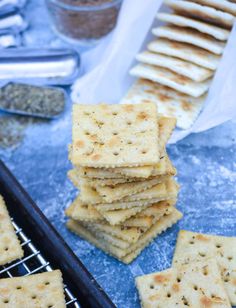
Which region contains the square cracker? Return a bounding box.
[99,205,150,225]
[190,0,236,16]
[164,0,235,28]
[65,199,104,222]
[78,180,166,205]
[121,78,206,130]
[77,166,125,179]
[81,178,179,208]
[157,12,230,41]
[67,208,182,263]
[136,258,231,308]
[86,203,174,247]
[71,103,160,167]
[85,210,169,250]
[65,198,148,226]
[123,203,174,228]
[136,50,213,82]
[114,155,176,179]
[152,26,225,55]
[68,169,137,187]
[76,116,176,179]
[148,38,220,70]
[83,221,147,243]
[95,180,179,225]
[173,230,236,305]
[93,176,169,203]
[65,198,176,227]
[0,270,66,308]
[0,196,24,266]
[130,63,211,98]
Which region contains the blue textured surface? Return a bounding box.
[0,1,236,307]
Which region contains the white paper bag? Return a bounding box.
[71,0,236,143]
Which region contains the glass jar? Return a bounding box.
[45,0,122,45]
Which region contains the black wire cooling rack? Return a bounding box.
[0,219,80,307]
[0,159,115,308]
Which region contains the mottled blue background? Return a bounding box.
[0,1,236,307]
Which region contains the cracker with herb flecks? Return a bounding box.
[89,179,178,210]
[76,116,176,179]
[71,103,160,167]
[0,270,66,308]
[136,258,231,308]
[173,230,236,305]
[67,208,182,263]
[94,176,168,203]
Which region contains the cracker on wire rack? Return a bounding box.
[0,270,66,308]
[0,195,24,266]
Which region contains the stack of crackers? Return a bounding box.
[66,102,183,264]
[0,195,66,307]
[122,0,235,129]
[136,230,236,307]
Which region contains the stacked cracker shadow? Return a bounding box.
[122,0,236,130]
[66,103,182,264]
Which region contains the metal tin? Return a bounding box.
[0,48,80,85]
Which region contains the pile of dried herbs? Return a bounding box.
[0,83,66,118]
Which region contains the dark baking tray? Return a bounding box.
[0,159,115,308]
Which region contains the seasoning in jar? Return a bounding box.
[0,83,66,118]
[45,0,122,43]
